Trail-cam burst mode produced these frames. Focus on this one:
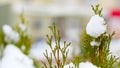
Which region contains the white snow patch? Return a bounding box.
[3,24,19,42]
[90,40,100,46]
[86,15,107,38]
[110,39,120,58]
[64,62,75,68]
[0,44,34,68]
[2,24,13,35]
[19,24,27,31]
[79,61,98,68]
[64,61,98,68]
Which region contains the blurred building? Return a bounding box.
[0,0,120,40]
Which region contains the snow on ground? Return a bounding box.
[0,44,34,68]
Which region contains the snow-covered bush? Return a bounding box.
[80,4,117,68]
[0,4,120,68]
[0,14,32,55]
[0,44,34,68]
[0,14,37,68]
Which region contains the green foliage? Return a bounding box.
[14,13,32,55]
[72,56,81,68]
[0,29,4,58]
[14,27,32,55]
[79,5,118,68]
[80,31,95,61]
[0,29,5,45]
[33,59,41,68]
[0,12,32,55]
[91,4,103,17]
[14,13,41,68]
[42,23,71,68]
[0,27,6,59]
[0,13,40,68]
[80,31,117,68]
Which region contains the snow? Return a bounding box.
[30,39,75,60]
[64,61,98,68]
[64,62,75,68]
[79,61,98,68]
[18,24,27,31]
[0,44,34,68]
[30,40,53,59]
[86,15,107,38]
[90,40,100,46]
[2,24,13,35]
[3,24,20,42]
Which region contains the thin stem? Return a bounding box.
[57,49,60,68]
[42,24,71,68]
[98,46,101,64]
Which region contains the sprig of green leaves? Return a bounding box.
[42,23,71,68]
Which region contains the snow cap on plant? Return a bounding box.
[86,4,107,38]
[86,15,107,38]
[79,61,98,68]
[3,24,20,42]
[80,4,117,68]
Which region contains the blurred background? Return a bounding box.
[1,0,120,60]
